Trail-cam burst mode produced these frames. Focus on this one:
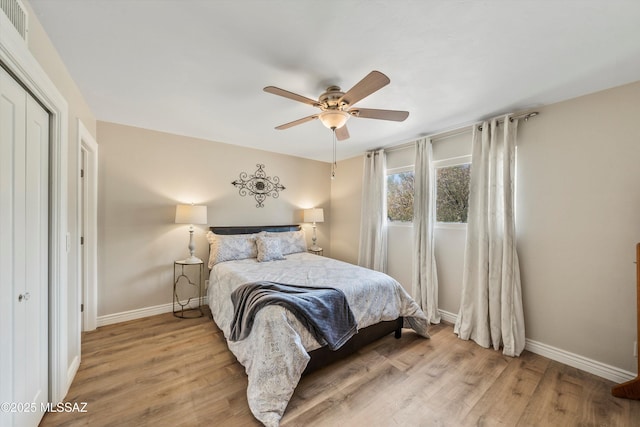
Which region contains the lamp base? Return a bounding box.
[308,245,322,251]
[180,256,203,264]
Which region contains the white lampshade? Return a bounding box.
[304,208,324,223]
[175,204,207,264]
[318,110,349,130]
[175,204,207,225]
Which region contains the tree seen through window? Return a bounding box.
[436,164,471,223]
[387,171,414,222]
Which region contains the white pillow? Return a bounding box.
[206,231,259,268]
[256,236,286,262]
[265,230,307,255]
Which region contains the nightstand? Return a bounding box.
[308,247,323,256]
[173,260,203,318]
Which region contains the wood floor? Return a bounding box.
[40,307,640,427]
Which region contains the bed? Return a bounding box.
[206,225,429,426]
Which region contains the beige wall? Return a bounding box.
[330,80,640,375]
[97,122,331,316]
[516,80,640,372]
[22,0,97,373]
[329,155,364,264]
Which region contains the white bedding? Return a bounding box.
[208,252,429,426]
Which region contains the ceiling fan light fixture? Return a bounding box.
[319,110,350,130]
[266,71,407,139]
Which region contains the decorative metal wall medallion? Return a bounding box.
[231,164,286,207]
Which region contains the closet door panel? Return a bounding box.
[21,94,49,425]
[0,66,27,426]
[0,66,49,427]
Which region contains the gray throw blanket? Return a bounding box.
[229,281,357,350]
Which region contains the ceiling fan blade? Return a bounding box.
[264,86,319,107]
[335,125,350,141]
[275,114,318,130]
[339,71,390,106]
[350,108,409,122]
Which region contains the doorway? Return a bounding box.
[78,120,98,332]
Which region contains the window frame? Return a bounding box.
[433,155,472,230]
[384,154,472,229]
[386,165,415,227]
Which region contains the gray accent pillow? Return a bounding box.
[256,236,286,262]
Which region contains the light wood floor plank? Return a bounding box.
[40,308,640,427]
[461,350,550,426]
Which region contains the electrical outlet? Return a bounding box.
[204,279,210,291]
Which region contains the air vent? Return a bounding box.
[0,0,28,41]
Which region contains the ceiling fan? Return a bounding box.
[264,70,409,141]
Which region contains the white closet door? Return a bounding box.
[0,66,49,426]
[0,64,26,427]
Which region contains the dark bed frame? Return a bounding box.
[209,225,403,375]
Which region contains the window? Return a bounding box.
[387,167,414,223]
[386,156,471,225]
[435,156,471,225]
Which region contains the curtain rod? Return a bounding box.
[478,111,539,131]
[384,111,540,153]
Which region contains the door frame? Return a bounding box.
[78,119,98,331]
[0,15,71,403]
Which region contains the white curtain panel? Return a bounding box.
[454,116,526,357]
[358,149,388,272]
[412,138,441,324]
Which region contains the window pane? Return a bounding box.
[436,164,471,223]
[387,172,414,222]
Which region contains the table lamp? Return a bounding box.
[175,204,208,263]
[304,208,324,251]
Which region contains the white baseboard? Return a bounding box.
[65,354,80,397]
[97,298,207,327]
[437,309,636,384]
[438,309,458,325]
[524,339,636,384]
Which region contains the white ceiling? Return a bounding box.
[29,0,640,163]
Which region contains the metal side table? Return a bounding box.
[173,260,203,318]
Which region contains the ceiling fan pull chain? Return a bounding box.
[331,129,337,179]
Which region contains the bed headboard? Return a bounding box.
[209,225,301,235]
